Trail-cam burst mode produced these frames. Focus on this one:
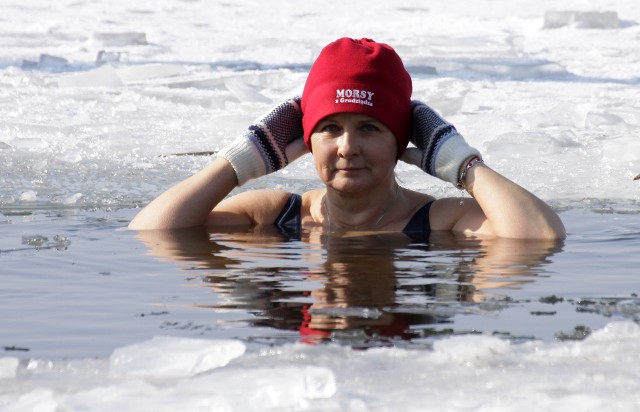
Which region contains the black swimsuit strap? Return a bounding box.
[275,194,433,242]
[274,193,302,239]
[401,201,434,243]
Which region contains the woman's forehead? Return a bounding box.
[318,112,383,123]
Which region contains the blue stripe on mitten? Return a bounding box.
[411,100,481,186]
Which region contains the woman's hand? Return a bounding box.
[218,96,307,186]
[402,100,565,240]
[406,100,480,187]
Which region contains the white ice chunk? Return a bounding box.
[525,321,640,362]
[38,54,68,71]
[61,193,83,205]
[57,64,123,88]
[589,321,640,341]
[468,60,569,80]
[431,334,510,363]
[92,32,148,46]
[0,357,19,379]
[602,136,640,163]
[62,380,233,412]
[22,235,48,247]
[485,130,579,160]
[19,191,37,201]
[180,365,337,409]
[96,50,129,66]
[109,336,246,379]
[224,77,272,103]
[585,111,626,127]
[1,389,57,412]
[61,150,83,163]
[11,138,48,149]
[115,101,138,112]
[543,10,620,29]
[115,64,186,83]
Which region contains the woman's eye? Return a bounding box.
[322,124,341,133]
[361,123,380,133]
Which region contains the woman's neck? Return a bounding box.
[323,182,400,230]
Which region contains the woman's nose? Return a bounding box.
[336,128,358,158]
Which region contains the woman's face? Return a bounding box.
[310,113,397,193]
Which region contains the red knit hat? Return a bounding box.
[301,38,413,158]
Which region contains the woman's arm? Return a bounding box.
[404,100,565,240]
[129,97,307,231]
[128,157,293,230]
[435,163,566,239]
[128,158,242,230]
[462,163,565,239]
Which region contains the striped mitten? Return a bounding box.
[218,97,306,186]
[411,100,481,186]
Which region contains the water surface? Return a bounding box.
[2,207,638,360]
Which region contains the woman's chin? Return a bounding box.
[327,177,379,194]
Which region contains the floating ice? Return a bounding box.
[543,10,620,29]
[21,234,47,247]
[10,138,48,150]
[309,306,383,319]
[19,234,71,250]
[430,334,511,363]
[1,388,57,412]
[21,54,69,72]
[19,191,37,201]
[92,32,148,46]
[115,64,186,83]
[0,357,19,379]
[61,193,83,205]
[466,59,569,80]
[585,111,627,127]
[56,64,123,88]
[2,323,640,411]
[406,64,437,75]
[602,136,640,163]
[224,77,272,103]
[95,50,129,66]
[178,365,337,410]
[1,0,638,208]
[109,335,246,379]
[62,382,233,412]
[39,54,69,70]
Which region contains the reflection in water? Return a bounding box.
[136,226,562,347]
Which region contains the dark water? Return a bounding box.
[1,206,639,359]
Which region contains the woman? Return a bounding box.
[129,38,565,240]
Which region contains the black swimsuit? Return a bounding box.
[274,194,433,242]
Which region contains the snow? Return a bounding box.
[2,322,639,411]
[1,0,639,409]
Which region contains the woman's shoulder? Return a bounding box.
[213,189,295,225]
[221,188,293,204]
[400,189,436,216]
[429,196,486,232]
[300,189,325,225]
[404,189,435,204]
[301,188,325,203]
